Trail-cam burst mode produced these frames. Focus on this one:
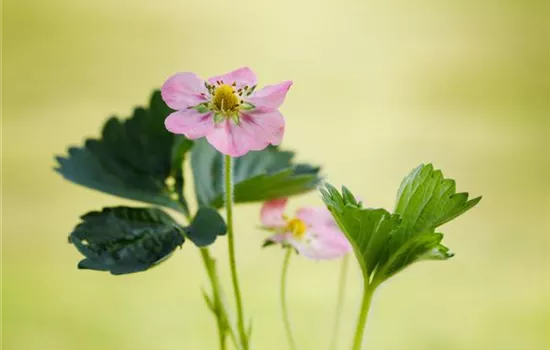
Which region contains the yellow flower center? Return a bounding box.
[285,217,307,239]
[212,84,240,113]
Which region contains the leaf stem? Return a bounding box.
[224,154,248,349]
[351,279,375,350]
[329,254,349,350]
[281,247,298,350]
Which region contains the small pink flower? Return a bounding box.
[260,198,351,260]
[161,67,292,157]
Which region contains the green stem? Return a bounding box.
[281,248,297,350]
[177,164,237,349]
[224,154,248,349]
[199,248,236,350]
[329,254,349,350]
[184,208,238,350]
[351,280,375,350]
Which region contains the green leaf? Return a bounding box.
[321,164,481,285]
[394,163,481,237]
[55,91,191,215]
[321,185,400,279]
[191,139,322,208]
[69,207,185,275]
[184,207,227,247]
[378,232,451,279]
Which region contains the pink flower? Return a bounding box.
[161,67,292,157]
[260,198,351,260]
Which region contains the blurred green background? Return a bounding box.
[2,0,549,349]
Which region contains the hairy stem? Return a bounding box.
[199,248,241,350]
[177,162,238,349]
[329,254,349,350]
[225,154,248,349]
[281,248,298,350]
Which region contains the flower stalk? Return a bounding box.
[199,248,242,350]
[280,247,298,350]
[329,254,349,350]
[225,155,249,349]
[181,205,239,350]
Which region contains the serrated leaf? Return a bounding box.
[321,187,400,280]
[184,207,227,247]
[376,164,481,275]
[55,91,191,215]
[395,163,481,237]
[69,207,185,275]
[378,232,447,279]
[191,139,322,208]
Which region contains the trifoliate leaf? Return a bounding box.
[69,207,185,275]
[191,139,321,208]
[55,91,191,215]
[184,207,227,247]
[321,164,481,285]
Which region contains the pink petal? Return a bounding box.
[247,81,293,109]
[205,119,259,157]
[288,227,351,260]
[261,198,288,228]
[317,226,352,252]
[238,109,285,148]
[296,207,337,230]
[165,109,215,139]
[161,72,208,110]
[208,67,257,90]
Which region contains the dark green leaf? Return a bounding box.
[55,91,191,215]
[69,206,185,275]
[184,207,227,247]
[191,139,322,208]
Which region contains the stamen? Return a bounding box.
[211,84,240,116]
[285,218,307,239]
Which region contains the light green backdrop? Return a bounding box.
[2,0,549,349]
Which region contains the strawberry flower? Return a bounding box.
[260,198,351,260]
[161,67,292,157]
